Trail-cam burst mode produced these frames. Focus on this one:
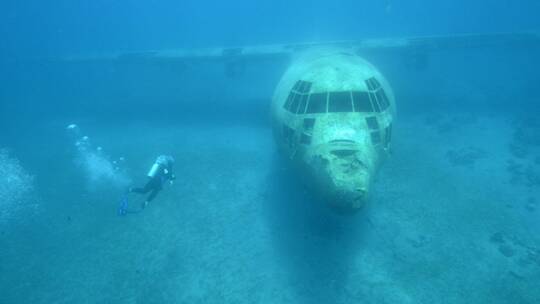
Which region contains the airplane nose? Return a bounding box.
[355,187,367,197]
[349,187,368,208]
[328,187,368,211]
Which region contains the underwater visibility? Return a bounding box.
[1,1,540,303]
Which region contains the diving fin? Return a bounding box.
[118,194,129,216]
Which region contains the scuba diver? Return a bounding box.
[129,155,176,209]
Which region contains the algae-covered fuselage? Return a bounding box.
[271,50,396,211]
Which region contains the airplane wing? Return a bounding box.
[63,31,540,64]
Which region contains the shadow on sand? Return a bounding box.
[262,157,372,303]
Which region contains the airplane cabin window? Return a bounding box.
[352,91,372,112]
[366,117,379,130]
[328,91,353,112]
[306,92,328,114]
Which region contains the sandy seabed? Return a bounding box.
[0,112,539,304]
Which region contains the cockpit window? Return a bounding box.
[285,78,389,115]
[296,94,309,114]
[352,91,372,112]
[283,93,294,112]
[306,92,328,114]
[366,78,374,90]
[303,118,315,132]
[289,94,301,114]
[292,81,302,91]
[369,92,381,113]
[300,118,315,145]
[328,91,353,112]
[297,81,312,94]
[283,124,295,148]
[365,77,390,112]
[366,117,379,130]
[376,90,390,110]
[366,77,381,90]
[292,80,312,94]
[385,123,392,147]
[370,132,381,145]
[284,80,313,113]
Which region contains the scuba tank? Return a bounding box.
[147,155,168,178]
[147,155,173,178]
[147,163,161,178]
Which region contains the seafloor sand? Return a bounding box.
[0,111,538,303]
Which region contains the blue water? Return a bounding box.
[1,1,540,303]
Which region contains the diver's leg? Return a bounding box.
[147,188,160,203]
[141,185,161,209]
[131,179,153,194]
[130,187,146,194]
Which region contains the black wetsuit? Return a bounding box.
[131,163,175,202]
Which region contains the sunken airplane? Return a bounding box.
[271,50,394,210]
[64,32,540,212]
